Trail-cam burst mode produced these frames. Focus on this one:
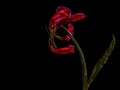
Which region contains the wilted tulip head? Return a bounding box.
[48,6,86,54]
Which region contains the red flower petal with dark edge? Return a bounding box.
[49,6,86,31]
[68,23,74,34]
[49,13,68,30]
[49,45,75,54]
[56,6,72,17]
[49,6,71,30]
[70,13,86,21]
[65,23,74,41]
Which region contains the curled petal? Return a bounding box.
[56,6,72,17]
[49,13,68,30]
[68,23,74,34]
[49,45,75,54]
[70,13,86,21]
[49,6,72,30]
[65,23,74,41]
[49,14,71,30]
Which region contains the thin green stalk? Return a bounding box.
[62,26,88,90]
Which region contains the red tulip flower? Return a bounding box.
[48,6,86,54]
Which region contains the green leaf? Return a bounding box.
[88,34,116,88]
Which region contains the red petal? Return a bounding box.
[49,13,70,30]
[49,6,72,30]
[56,6,72,17]
[65,35,71,41]
[65,23,74,41]
[70,13,86,21]
[68,23,74,34]
[49,13,67,30]
[49,45,75,54]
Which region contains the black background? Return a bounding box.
[6,0,120,90]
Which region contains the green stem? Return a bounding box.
[62,26,88,90]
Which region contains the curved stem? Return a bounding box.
[62,26,88,90]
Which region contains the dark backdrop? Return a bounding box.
[9,0,120,90]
